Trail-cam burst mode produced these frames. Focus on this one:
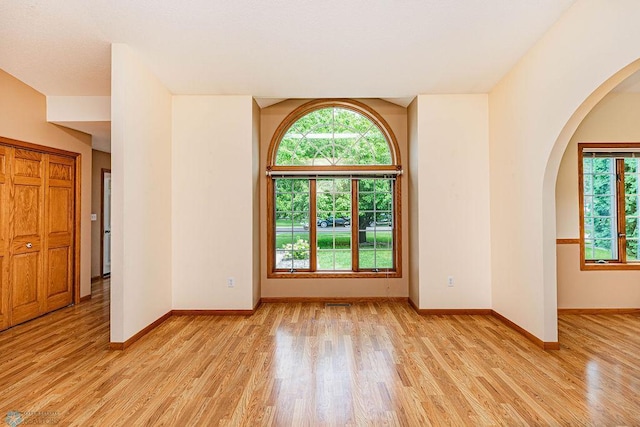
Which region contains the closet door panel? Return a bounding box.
[0,147,8,330]
[10,149,45,325]
[10,252,41,324]
[45,155,74,311]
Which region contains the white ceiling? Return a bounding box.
[0,0,577,100]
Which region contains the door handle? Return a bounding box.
[26,242,32,248]
[105,230,110,234]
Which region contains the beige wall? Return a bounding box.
[260,99,409,298]
[556,92,640,308]
[409,95,492,309]
[0,69,93,298]
[111,44,173,342]
[489,0,640,342]
[91,150,111,278]
[171,95,257,310]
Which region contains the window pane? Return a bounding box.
[584,239,596,260]
[275,107,393,166]
[317,250,352,270]
[625,196,639,216]
[592,196,614,217]
[624,158,639,173]
[583,174,593,194]
[274,178,310,270]
[624,158,640,262]
[592,239,615,260]
[276,179,292,192]
[627,239,639,262]
[275,193,292,211]
[316,178,352,271]
[582,157,617,261]
[359,250,375,269]
[375,251,393,269]
[358,178,394,270]
[374,230,393,249]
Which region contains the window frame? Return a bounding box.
[578,142,640,270]
[266,99,402,279]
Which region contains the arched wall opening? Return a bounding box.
[548,60,640,313]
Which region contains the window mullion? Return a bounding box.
[310,179,317,272]
[617,159,627,263]
[351,179,359,272]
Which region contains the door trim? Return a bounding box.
[100,168,111,278]
[0,136,81,307]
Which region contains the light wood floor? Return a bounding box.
[1,280,639,426]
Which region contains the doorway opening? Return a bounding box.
[101,169,111,278]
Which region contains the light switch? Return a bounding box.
[91,214,97,221]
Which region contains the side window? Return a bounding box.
[579,143,640,269]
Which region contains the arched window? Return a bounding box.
[267,100,402,277]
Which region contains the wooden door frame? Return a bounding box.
[0,136,82,306]
[100,168,111,278]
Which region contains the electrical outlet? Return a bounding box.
[227,277,235,288]
[447,276,454,287]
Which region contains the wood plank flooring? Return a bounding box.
[0,279,639,426]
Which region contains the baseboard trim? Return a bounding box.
[260,296,408,303]
[79,294,92,302]
[415,308,493,315]
[90,275,102,283]
[110,311,172,351]
[407,302,559,350]
[558,308,640,314]
[172,309,255,316]
[491,310,560,350]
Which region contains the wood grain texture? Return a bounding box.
[408,300,553,349]
[109,311,172,350]
[558,308,640,314]
[556,238,579,244]
[0,140,79,330]
[414,308,493,315]
[1,279,639,425]
[172,309,255,316]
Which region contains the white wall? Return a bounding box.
[111,44,173,343]
[407,98,420,305]
[410,95,492,309]
[47,96,111,122]
[172,95,257,310]
[252,99,261,308]
[489,0,640,342]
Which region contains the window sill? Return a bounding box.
[581,262,640,271]
[268,270,401,279]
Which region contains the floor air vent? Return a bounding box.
[325,302,351,307]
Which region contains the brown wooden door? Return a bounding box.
[10,148,46,326]
[0,147,9,330]
[45,155,75,311]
